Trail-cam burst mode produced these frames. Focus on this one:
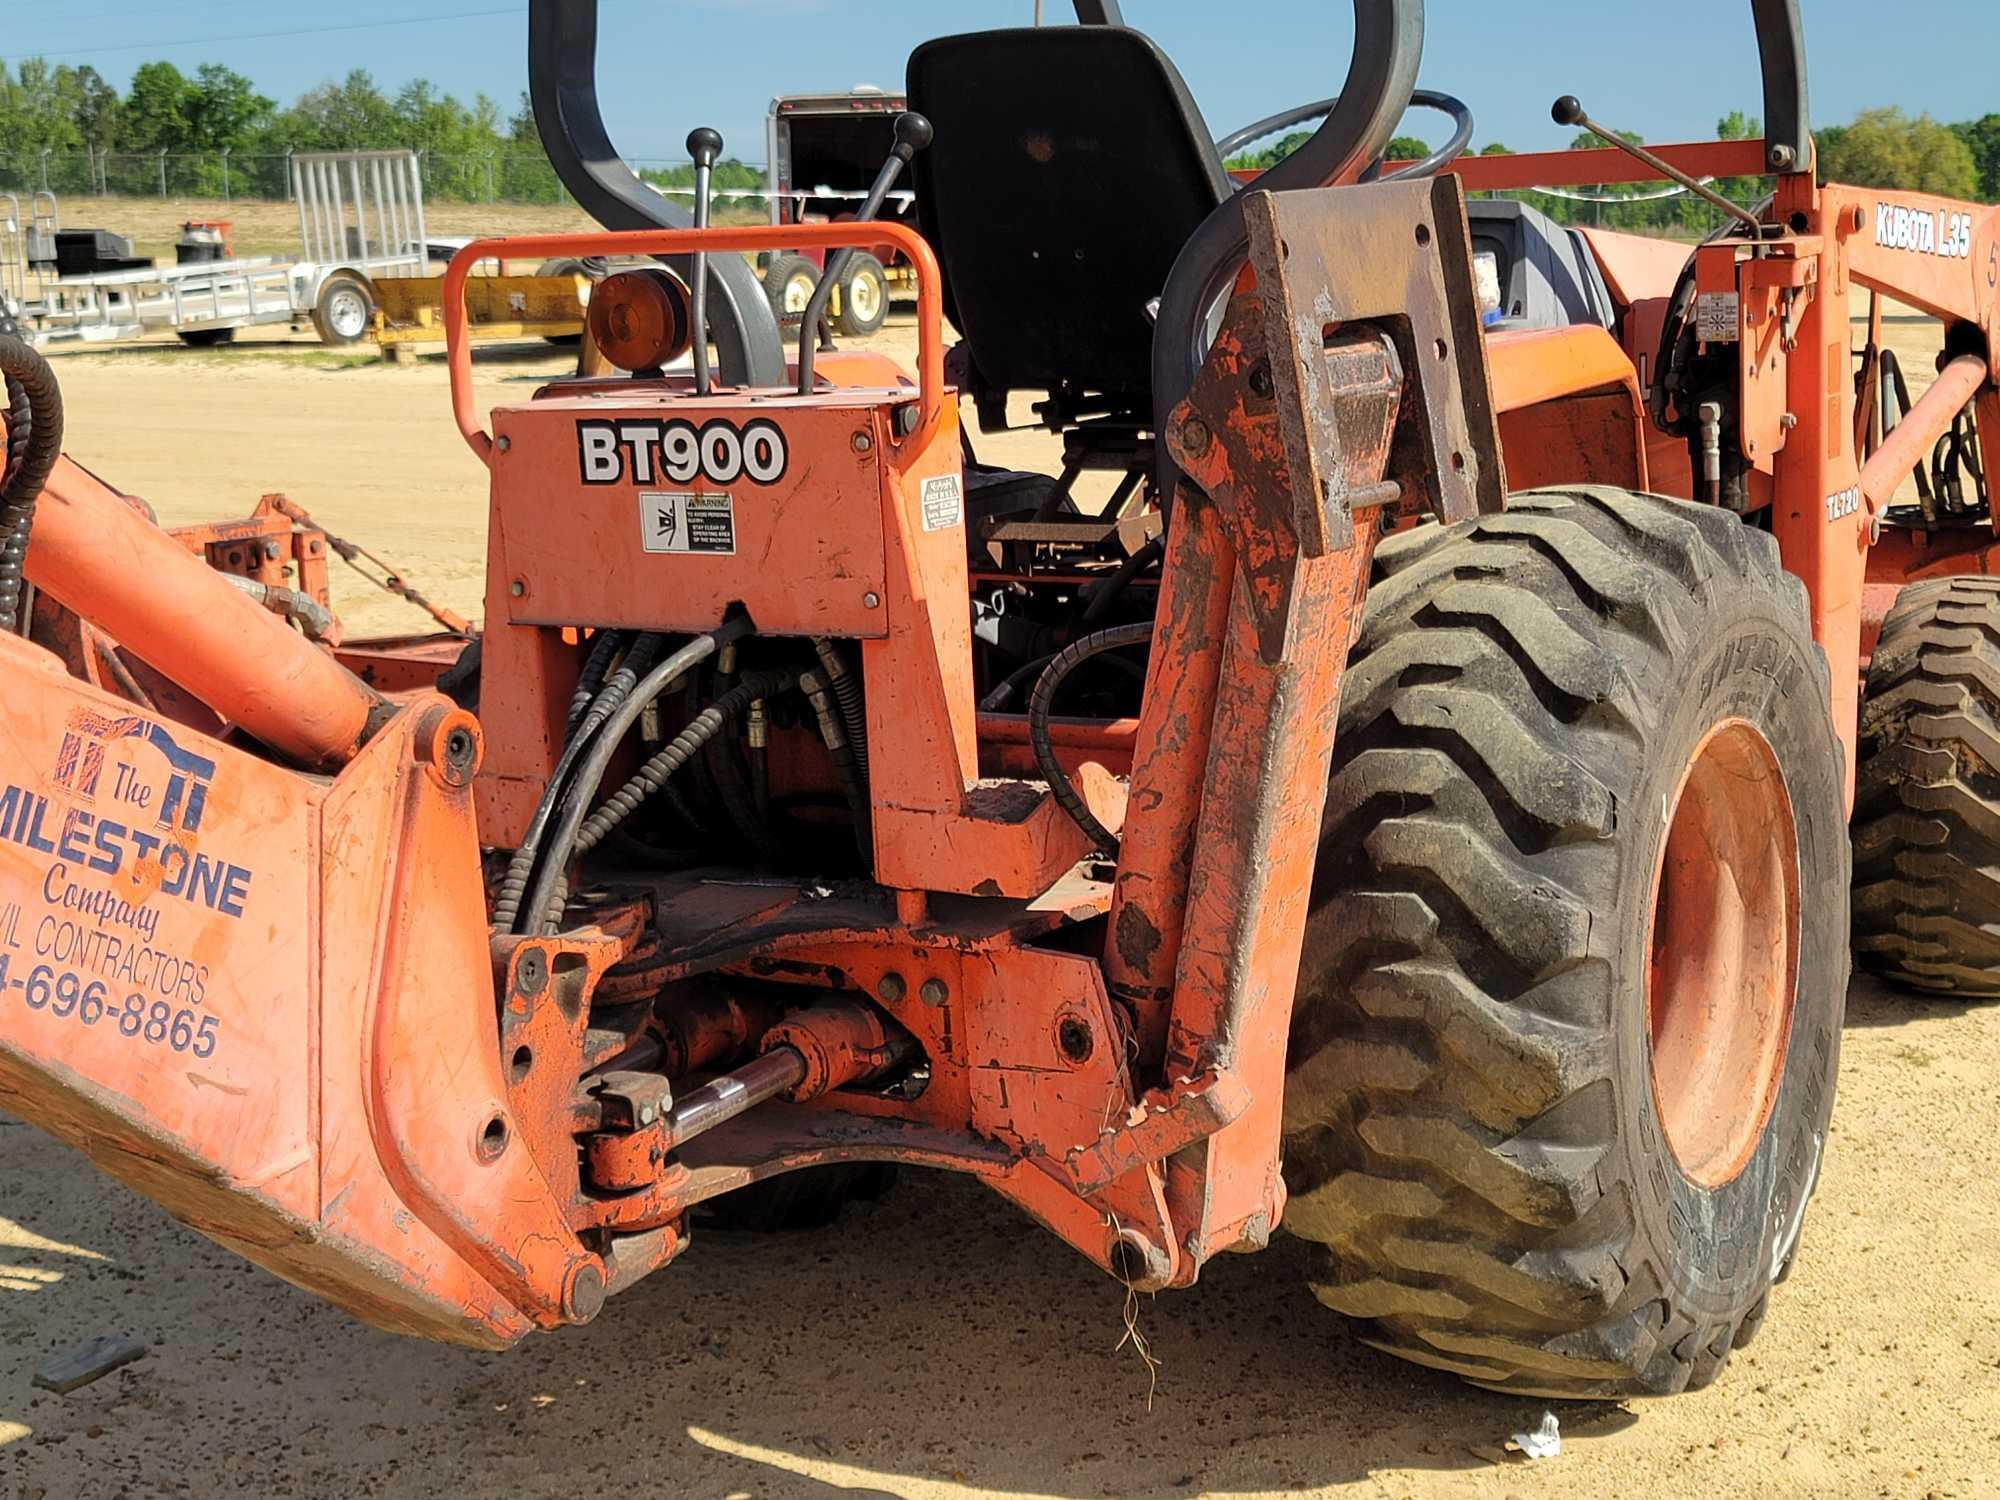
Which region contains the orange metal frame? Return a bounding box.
[4,114,1999,1349]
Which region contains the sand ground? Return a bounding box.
[2,306,1995,1500]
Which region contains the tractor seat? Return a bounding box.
[907,25,1232,435]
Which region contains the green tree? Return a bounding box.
[1818,107,1978,197]
[274,69,400,150]
[1709,110,1768,234]
[117,61,194,151]
[0,59,84,153]
[68,65,121,151]
[1223,128,1309,172]
[186,64,271,150]
[1952,113,2000,201]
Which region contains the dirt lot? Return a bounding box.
[4,312,1996,1499]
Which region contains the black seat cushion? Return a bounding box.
[908,27,1231,406]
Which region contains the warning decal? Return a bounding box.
[921,474,964,533]
[639,492,736,555]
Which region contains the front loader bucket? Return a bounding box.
[0,634,596,1347]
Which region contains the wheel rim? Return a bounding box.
[1644,716,1801,1189]
[781,273,816,315]
[327,287,368,339]
[846,271,882,324]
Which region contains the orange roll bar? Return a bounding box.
[22,454,384,769]
[440,223,948,465]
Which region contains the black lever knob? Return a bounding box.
[891,111,934,161]
[686,127,723,168]
[1551,95,1585,127]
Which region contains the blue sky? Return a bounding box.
[7,1,1994,164]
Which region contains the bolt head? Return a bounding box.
[1769,143,1796,170]
[509,579,526,598]
[852,431,873,453]
[496,434,511,454]
[1178,417,1211,456]
[877,971,908,1003]
[514,947,548,998]
[919,977,948,1006]
[863,591,881,610]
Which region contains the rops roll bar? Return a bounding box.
[526,0,787,389]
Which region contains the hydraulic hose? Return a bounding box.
[1027,622,1154,856]
[0,334,63,635]
[565,629,628,741]
[801,668,872,863]
[492,631,661,931]
[551,669,797,927]
[812,638,868,778]
[515,622,748,935]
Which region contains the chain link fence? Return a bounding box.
[0,150,719,205]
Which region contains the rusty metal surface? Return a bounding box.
[1238,178,1505,545]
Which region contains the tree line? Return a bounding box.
[2,56,1995,215]
[1234,108,1999,235]
[0,59,634,202]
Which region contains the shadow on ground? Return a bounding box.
[0,1102,1634,1498]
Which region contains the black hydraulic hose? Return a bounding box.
[0,335,63,635]
[981,642,1146,713]
[517,623,748,935]
[702,656,779,865]
[1081,535,1165,625]
[491,631,663,930]
[569,670,794,867]
[565,629,628,741]
[1028,622,1154,857]
[540,669,791,933]
[800,668,872,864]
[813,638,868,778]
[1,378,29,639]
[979,653,1055,713]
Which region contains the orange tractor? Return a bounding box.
[1,0,1996,1399]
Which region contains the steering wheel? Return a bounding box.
[1215,89,1476,181]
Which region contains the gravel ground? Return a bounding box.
[3,310,1995,1500]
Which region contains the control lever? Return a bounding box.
[686,126,723,395]
[797,111,934,396]
[1552,96,1766,237]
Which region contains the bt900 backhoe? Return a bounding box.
[2,0,1996,1400]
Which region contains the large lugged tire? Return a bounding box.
[1852,577,2000,994]
[1282,486,1848,1399]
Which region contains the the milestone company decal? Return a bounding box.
[0,710,250,1061]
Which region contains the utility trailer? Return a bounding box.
[0,192,59,326]
[760,88,918,336]
[16,151,431,349]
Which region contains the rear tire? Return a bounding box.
[310,271,375,347]
[1282,486,1847,1399]
[1852,576,2000,994]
